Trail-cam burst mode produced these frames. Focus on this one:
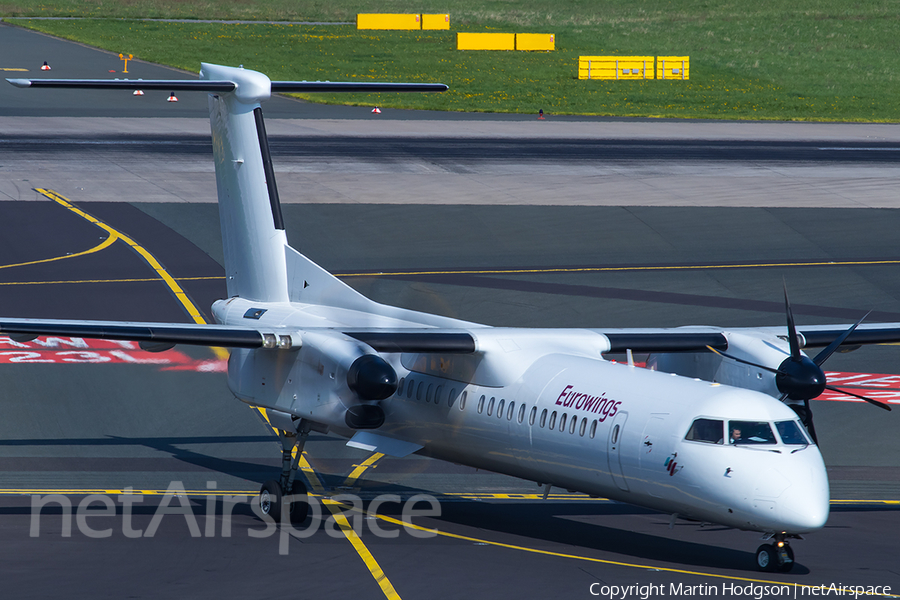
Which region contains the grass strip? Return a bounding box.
[5,0,899,120]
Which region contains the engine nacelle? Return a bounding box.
[648,331,789,399]
[226,330,397,431]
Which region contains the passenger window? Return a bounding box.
[589,420,597,438]
[507,401,515,421]
[540,409,548,428]
[517,404,525,423]
[549,411,557,430]
[685,418,724,445]
[776,420,810,445]
[569,416,577,434]
[728,420,776,445]
[407,379,415,399]
[497,399,505,418]
[397,377,405,397]
[426,384,434,403]
[448,388,456,408]
[477,395,485,414]
[611,424,620,444]
[460,391,467,410]
[487,397,495,416]
[435,385,443,404]
[529,406,537,426]
[559,413,567,432]
[579,418,587,437]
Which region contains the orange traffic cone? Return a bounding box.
[133,89,144,96]
[167,92,178,102]
[371,107,381,114]
[40,61,51,71]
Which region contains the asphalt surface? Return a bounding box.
[1,18,899,600]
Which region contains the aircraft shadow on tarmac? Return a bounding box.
[0,434,288,477]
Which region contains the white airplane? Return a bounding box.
[5,64,897,573]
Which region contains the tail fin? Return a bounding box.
[202,63,289,302]
[8,65,447,308]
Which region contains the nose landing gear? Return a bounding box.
[756,534,795,572]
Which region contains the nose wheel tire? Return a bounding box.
[259,480,283,521]
[259,479,310,524]
[756,543,795,573]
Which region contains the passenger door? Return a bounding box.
[607,410,629,491]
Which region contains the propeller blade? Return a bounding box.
[824,385,892,411]
[705,345,780,374]
[812,311,871,367]
[783,281,802,361]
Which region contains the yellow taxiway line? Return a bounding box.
[367,510,900,598]
[343,452,385,488]
[32,189,228,360]
[0,232,119,270]
[335,258,900,279]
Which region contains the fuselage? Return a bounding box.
[213,296,830,535]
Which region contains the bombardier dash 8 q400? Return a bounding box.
[5,64,899,573]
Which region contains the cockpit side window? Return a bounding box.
[685,418,724,444]
[728,420,776,445]
[775,420,810,445]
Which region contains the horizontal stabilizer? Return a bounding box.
[271,81,448,93]
[6,79,237,92]
[7,79,447,94]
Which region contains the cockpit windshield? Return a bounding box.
[728,420,776,445]
[685,418,724,444]
[775,420,811,445]
[686,418,811,447]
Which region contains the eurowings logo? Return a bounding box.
[555,385,622,422]
[0,336,225,372]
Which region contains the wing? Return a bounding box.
[0,318,479,354]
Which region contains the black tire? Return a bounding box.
[776,544,795,573]
[288,479,310,524]
[756,544,777,572]
[259,480,283,523]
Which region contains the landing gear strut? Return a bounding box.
[756,534,795,572]
[258,422,311,524]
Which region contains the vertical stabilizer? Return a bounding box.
[202,63,289,302]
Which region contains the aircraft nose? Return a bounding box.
[776,448,830,532]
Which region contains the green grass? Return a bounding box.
[4,1,900,120]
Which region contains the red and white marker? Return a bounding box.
[40,61,51,71]
[133,89,144,96]
[371,107,382,114]
[167,92,178,102]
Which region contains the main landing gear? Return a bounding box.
[755,534,795,572]
[258,423,311,524]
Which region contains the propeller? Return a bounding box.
[707,283,891,443]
